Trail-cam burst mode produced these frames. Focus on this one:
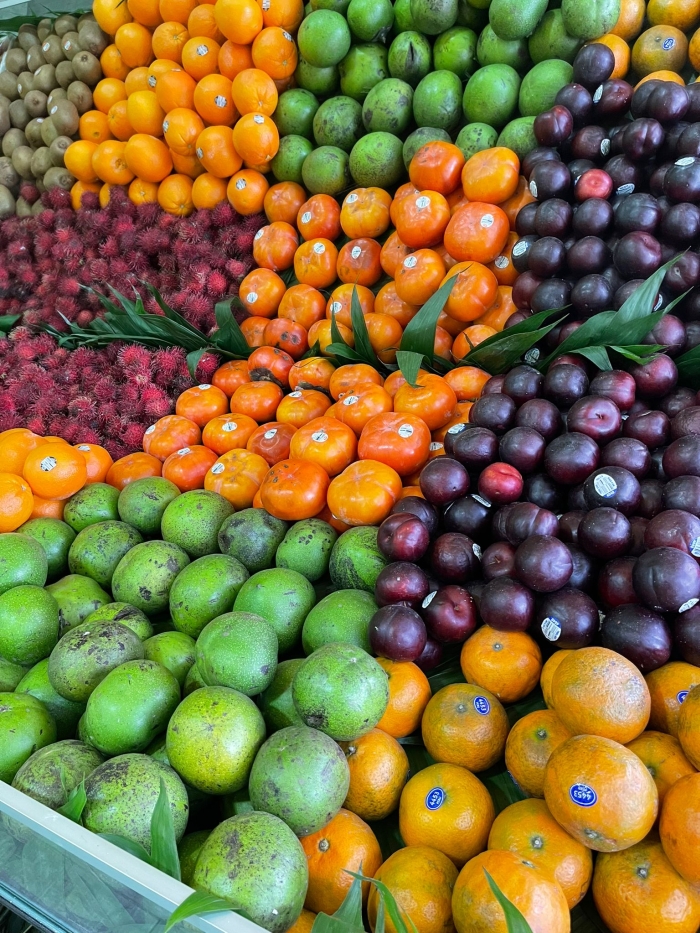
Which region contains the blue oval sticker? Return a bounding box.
[425,787,445,810]
[473,696,491,716]
[663,37,675,49]
[569,783,598,807]
[678,690,689,704]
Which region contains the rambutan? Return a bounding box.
[100,236,120,259]
[121,422,146,449]
[141,385,173,418]
[225,259,247,279]
[206,271,228,298]
[118,345,153,372]
[25,416,46,435]
[195,352,220,382]
[212,202,235,227]
[67,395,97,419]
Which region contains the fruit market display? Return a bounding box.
[5,0,700,932]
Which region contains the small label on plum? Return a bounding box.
[541,616,562,642]
[569,784,597,807]
[524,348,540,363]
[211,463,225,474]
[473,543,482,559]
[447,423,466,435]
[430,442,443,452]
[512,241,528,257]
[222,422,237,432]
[690,537,700,557]
[594,473,617,498]
[425,788,445,810]
[346,193,358,203]
[422,591,437,609]
[398,423,413,438]
[678,690,689,704]
[617,183,635,195]
[593,85,603,103]
[600,139,611,156]
[343,395,359,406]
[473,696,490,715]
[416,196,430,209]
[676,157,695,167]
[679,598,699,613]
[264,429,277,439]
[311,431,328,443]
[473,494,491,507]
[529,181,538,198]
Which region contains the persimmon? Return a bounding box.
[395,249,446,306]
[240,315,269,348]
[375,282,418,329]
[340,187,392,239]
[248,345,295,386]
[461,147,520,205]
[162,444,218,490]
[336,238,382,287]
[327,460,402,526]
[297,194,341,241]
[239,268,287,318]
[143,414,202,460]
[211,359,251,396]
[263,318,309,359]
[294,238,339,289]
[333,383,393,436]
[444,203,510,265]
[259,458,329,520]
[358,412,431,477]
[264,181,306,224]
[394,374,457,432]
[380,230,413,278]
[307,319,354,356]
[363,313,404,364]
[444,366,492,402]
[276,389,332,428]
[176,383,229,426]
[288,357,335,393]
[106,452,162,489]
[253,220,299,272]
[229,381,284,421]
[409,141,465,195]
[279,284,327,330]
[201,413,258,454]
[330,363,384,401]
[204,447,268,508]
[392,190,450,249]
[444,261,499,323]
[289,417,357,477]
[326,283,375,329]
[246,421,296,465]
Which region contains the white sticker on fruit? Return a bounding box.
[311,430,328,443]
[346,193,359,203]
[525,348,540,363]
[529,181,538,197]
[163,120,170,132]
[447,423,466,434]
[430,442,443,451]
[198,384,211,390]
[145,425,156,435]
[289,391,302,398]
[43,42,50,51]
[77,445,91,451]
[512,240,528,257]
[262,0,270,8]
[330,301,342,314]
[679,598,699,613]
[214,95,227,108]
[196,148,204,159]
[416,196,430,209]
[678,690,689,704]
[569,783,597,807]
[64,40,71,49]
[236,178,246,190]
[541,616,562,642]
[264,429,277,439]
[149,75,156,87]
[593,85,603,103]
[473,543,482,559]
[617,183,635,195]
[301,211,312,224]
[351,246,362,259]
[343,395,359,406]
[283,31,292,40]
[253,114,264,124]
[495,256,509,269]
[50,105,57,115]
[594,473,617,498]
[600,138,611,156]
[480,214,494,228]
[691,537,700,557]
[255,229,264,240]
[222,421,237,432]
[177,448,191,455]
[473,696,490,715]
[422,591,437,608]
[676,157,695,166]
[246,292,258,303]
[211,463,225,474]
[473,494,491,507]
[404,255,417,268]
[196,44,208,55]
[313,242,325,254]
[398,423,413,438]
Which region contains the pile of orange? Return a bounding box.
[68,0,300,213]
[235,142,532,369]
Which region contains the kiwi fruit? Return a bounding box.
[47,88,67,109]
[9,99,29,130]
[18,26,39,50]
[24,90,48,119]
[50,99,79,136]
[5,48,27,75]
[0,101,9,137]
[11,145,35,180]
[78,22,108,57]
[66,81,93,115]
[55,62,75,90]
[40,117,59,147]
[32,65,56,97]
[77,12,98,28]
[0,156,19,189]
[0,73,19,102]
[26,45,47,72]
[16,72,34,99]
[16,196,33,216]
[25,118,46,148]
[49,135,72,166]
[71,51,102,87]
[54,15,78,37]
[30,147,53,178]
[37,19,53,41]
[41,35,66,66]
[62,32,81,60]
[0,185,16,219]
[44,165,74,190]
[2,128,28,157]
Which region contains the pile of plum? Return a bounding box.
[512,43,700,357]
[369,359,700,675]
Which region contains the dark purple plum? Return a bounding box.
[647,82,689,125]
[630,79,663,118]
[511,235,539,274]
[598,556,638,608]
[621,119,665,160]
[571,125,610,161]
[369,605,427,661]
[430,533,480,584]
[663,255,700,299]
[567,543,597,592]
[414,637,443,671]
[524,473,565,511]
[644,509,700,560]
[479,577,535,632]
[638,478,664,519]
[633,546,700,612]
[661,387,697,419]
[504,502,559,546]
[536,587,599,649]
[512,272,545,311]
[544,432,600,485]
[444,424,499,471]
[481,541,516,580]
[663,157,700,203]
[671,406,700,439]
[579,507,631,559]
[502,365,543,405]
[569,158,596,181]
[650,448,668,482]
[522,147,561,179]
[419,457,469,507]
[663,475,700,516]
[534,199,573,238]
[534,105,574,147]
[514,535,573,592]
[491,503,515,542]
[673,602,700,665]
[566,237,610,276]
[629,516,649,556]
[515,399,562,441]
[583,466,641,514]
[567,484,588,511]
[481,375,507,395]
[593,78,633,119]
[442,495,492,540]
[375,562,430,609]
[631,355,678,399]
[623,409,670,448]
[498,427,546,474]
[391,495,439,537]
[573,43,615,88]
[614,279,645,309]
[559,510,586,543]
[589,370,636,410]
[573,198,614,239]
[600,437,650,478]
[614,193,662,234]
[530,160,571,200]
[663,435,700,479]
[555,83,593,126]
[378,513,431,563]
[515,203,539,237]
[469,394,517,435]
[613,232,662,278]
[567,395,622,442]
[660,202,700,244]
[600,604,672,671]
[604,155,643,192]
[571,274,614,317]
[543,364,590,408]
[527,237,567,277]
[420,584,477,644]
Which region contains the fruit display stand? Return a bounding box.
[0,779,251,933]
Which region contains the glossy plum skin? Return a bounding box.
[369,605,427,662]
[374,562,431,609]
[378,513,431,562]
[600,604,672,672]
[633,547,700,613]
[479,577,535,632]
[536,587,599,649]
[419,457,469,506]
[421,585,477,644]
[514,535,573,593]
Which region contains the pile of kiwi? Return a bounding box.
[0,13,109,218]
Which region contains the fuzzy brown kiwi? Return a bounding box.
[40,116,59,147]
[44,165,74,190]
[25,117,46,148]
[17,26,39,49]
[8,99,29,130]
[11,145,34,180]
[4,48,27,75]
[50,98,79,136]
[31,64,56,96]
[55,62,75,90]
[0,73,19,102]
[2,127,27,157]
[78,22,108,57]
[77,12,97,27]
[30,147,53,178]
[37,18,52,39]
[47,88,67,109]
[0,156,19,189]
[24,90,48,119]
[41,35,66,66]
[54,15,79,37]
[49,135,72,166]
[0,185,16,219]
[66,81,93,115]
[0,101,9,137]
[26,45,47,72]
[16,72,34,99]
[71,51,102,87]
[61,32,81,61]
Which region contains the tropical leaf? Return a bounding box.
[186,348,209,379]
[400,277,458,362]
[56,779,87,824]
[99,834,153,865]
[350,286,385,371]
[311,869,365,933]
[165,891,251,933]
[349,872,418,933]
[676,343,700,388]
[150,778,181,881]
[212,298,254,358]
[396,350,424,388]
[454,310,564,374]
[0,314,20,333]
[484,871,534,933]
[574,346,612,370]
